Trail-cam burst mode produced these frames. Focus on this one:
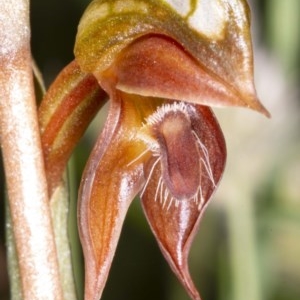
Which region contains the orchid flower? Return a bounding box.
[39,1,269,300]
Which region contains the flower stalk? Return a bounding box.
[0,0,63,298]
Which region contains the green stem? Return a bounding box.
[50,176,78,300]
[5,201,22,300]
[266,0,300,76]
[225,189,262,300]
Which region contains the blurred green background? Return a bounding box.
[1,0,300,299]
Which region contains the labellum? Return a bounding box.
[151,104,202,202]
[141,102,213,205]
[38,1,269,300]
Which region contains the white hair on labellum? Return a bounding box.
[155,175,163,202]
[126,147,150,167]
[136,102,196,154]
[144,101,196,127]
[192,131,216,188]
[139,154,207,212]
[139,157,160,198]
[197,184,205,211]
[135,101,215,211]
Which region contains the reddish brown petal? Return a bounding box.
[141,105,226,300]
[114,35,269,116]
[39,60,107,195]
[78,91,163,300]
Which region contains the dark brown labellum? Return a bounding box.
[150,104,201,201]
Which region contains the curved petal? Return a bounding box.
[78,91,163,300]
[141,105,226,300]
[39,60,107,195]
